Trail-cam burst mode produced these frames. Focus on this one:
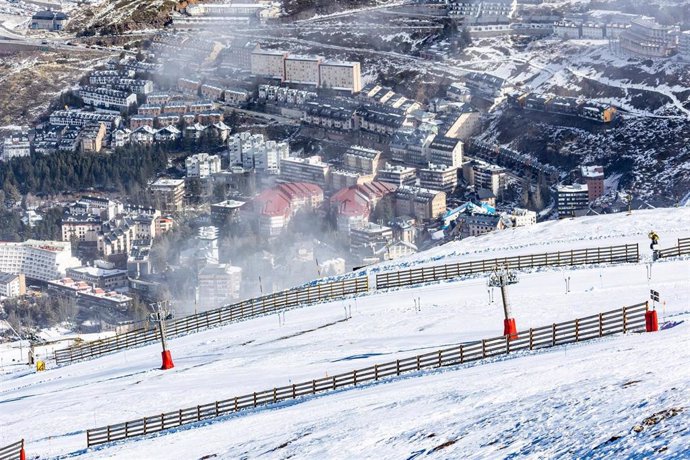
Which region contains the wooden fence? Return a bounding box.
[55,277,369,365]
[375,243,639,290]
[86,302,649,448]
[56,243,642,366]
[656,237,690,259]
[0,439,23,460]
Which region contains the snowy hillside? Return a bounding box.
[1,208,689,458]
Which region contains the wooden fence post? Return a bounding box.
[374,364,379,380]
[416,356,421,370]
[506,335,510,354]
[253,392,257,407]
[292,384,296,398]
[575,319,579,342]
[107,425,111,441]
[437,351,441,367]
[332,376,336,389]
[623,306,628,333]
[354,370,358,386]
[234,397,238,411]
[179,409,182,425]
[273,388,277,403]
[529,328,534,350]
[482,340,486,358]
[197,405,201,421]
[552,324,556,346]
[460,345,464,364]
[143,417,147,435]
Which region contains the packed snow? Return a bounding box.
[0,208,688,458]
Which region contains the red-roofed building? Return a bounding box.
[277,182,324,210]
[252,188,292,237]
[330,187,372,235]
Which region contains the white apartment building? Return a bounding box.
[228,132,290,174]
[79,86,137,111]
[186,153,222,179]
[511,208,537,227]
[418,164,459,193]
[679,31,690,61]
[0,240,80,281]
[428,136,463,168]
[319,61,362,93]
[49,110,121,129]
[581,23,605,39]
[284,55,322,85]
[279,156,330,188]
[198,263,242,308]
[251,49,288,80]
[2,135,31,161]
[619,17,677,58]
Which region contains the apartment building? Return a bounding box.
[0,240,80,282]
[79,87,137,111]
[0,272,25,298]
[679,30,690,61]
[376,163,417,187]
[2,135,31,161]
[418,164,459,193]
[62,212,104,242]
[65,265,129,291]
[557,184,589,218]
[319,61,362,93]
[149,178,186,212]
[210,200,245,226]
[228,132,290,175]
[395,186,447,221]
[331,170,374,191]
[511,208,537,227]
[186,153,222,179]
[465,160,506,197]
[581,165,605,201]
[620,17,677,58]
[344,146,382,174]
[80,123,107,153]
[49,110,121,129]
[178,78,201,95]
[251,49,288,80]
[200,84,224,101]
[198,264,243,308]
[279,156,330,188]
[390,127,436,166]
[285,55,323,85]
[428,136,463,168]
[30,10,68,30]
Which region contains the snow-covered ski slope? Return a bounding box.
[1,208,689,459]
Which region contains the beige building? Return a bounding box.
[285,55,322,85]
[319,61,362,93]
[251,49,288,80]
[395,186,446,221]
[149,178,185,212]
[0,272,26,298]
[344,146,381,174]
[444,112,481,142]
[80,122,107,153]
[62,214,102,242]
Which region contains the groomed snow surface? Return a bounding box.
[1,208,689,459]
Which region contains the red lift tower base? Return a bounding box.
[645,310,659,332]
[161,350,175,370]
[504,318,518,340]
